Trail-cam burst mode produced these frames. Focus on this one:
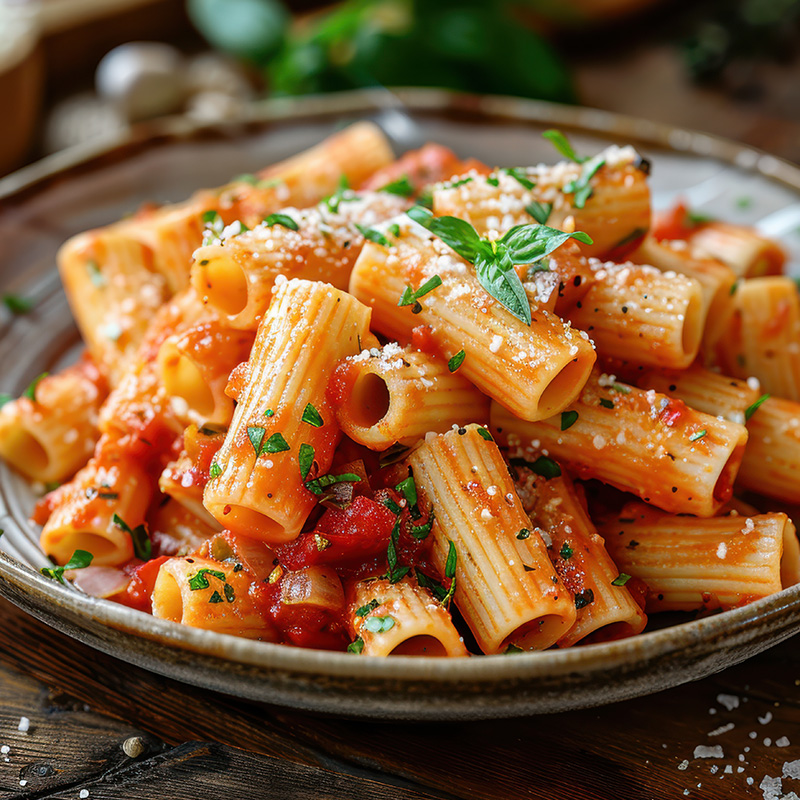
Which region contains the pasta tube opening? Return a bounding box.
[390,636,448,657]
[197,255,248,316]
[0,428,49,476]
[682,291,704,356]
[538,357,593,418]
[349,372,391,428]
[159,344,216,419]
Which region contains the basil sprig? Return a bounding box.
[407,206,591,326]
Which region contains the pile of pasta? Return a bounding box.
[1,121,799,657]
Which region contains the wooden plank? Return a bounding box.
[38,741,445,800]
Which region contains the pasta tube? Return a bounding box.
[349,223,596,422]
[563,260,705,369]
[491,370,749,517]
[328,344,489,450]
[0,356,107,483]
[203,279,371,542]
[408,425,576,653]
[687,221,786,278]
[600,504,792,612]
[517,470,646,646]
[432,145,651,258]
[157,321,255,427]
[711,277,800,402]
[152,555,277,639]
[347,576,468,656]
[190,191,408,329]
[39,452,152,566]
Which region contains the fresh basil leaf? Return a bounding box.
[188,567,227,591]
[611,573,631,587]
[499,223,592,264]
[407,206,484,263]
[474,249,531,326]
[525,201,552,225]
[503,167,535,190]
[563,154,605,209]
[542,129,587,164]
[415,569,448,603]
[247,426,266,455]
[41,549,94,583]
[263,432,290,453]
[23,372,48,403]
[409,512,434,540]
[3,294,35,314]
[355,223,391,248]
[113,513,152,561]
[398,275,443,308]
[510,455,562,479]
[355,599,379,617]
[379,174,414,197]
[347,636,365,654]
[574,588,595,609]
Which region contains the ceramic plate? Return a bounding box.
[1,89,799,721]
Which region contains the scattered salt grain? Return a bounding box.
[80,791,89,799]
[749,731,758,739]
[678,760,689,770]
[694,745,724,759]
[19,780,27,787]
[489,335,503,353]
[708,723,735,737]
[1,745,9,754]
[716,542,727,559]
[759,712,774,725]
[776,737,791,748]
[717,693,740,711]
[17,717,29,733]
[724,765,733,774]
[765,738,772,747]
[784,760,800,780]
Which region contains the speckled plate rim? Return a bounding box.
[1,88,799,715]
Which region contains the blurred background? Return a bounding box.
[2,0,800,177]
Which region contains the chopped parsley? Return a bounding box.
[264,213,299,231]
[209,461,223,479]
[395,475,420,518]
[23,372,48,403]
[599,398,614,409]
[3,294,35,314]
[209,590,224,603]
[247,427,290,456]
[486,176,500,187]
[355,599,379,617]
[441,540,457,608]
[301,403,324,427]
[689,429,707,442]
[559,542,574,560]
[379,174,414,197]
[398,274,443,311]
[323,175,352,213]
[510,455,561,479]
[385,517,409,584]
[409,513,435,540]
[41,549,93,584]
[187,567,226,591]
[347,636,365,654]
[574,588,595,610]
[113,513,152,561]
[504,643,525,654]
[448,350,466,372]
[516,528,531,540]
[745,393,769,421]
[407,205,591,326]
[298,443,315,481]
[305,471,361,495]
[563,154,605,209]
[200,210,225,245]
[476,427,493,442]
[560,410,579,430]
[446,176,474,189]
[611,573,631,587]
[363,615,395,634]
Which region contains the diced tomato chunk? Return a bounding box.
[275,496,396,572]
[119,556,170,613]
[651,200,699,242]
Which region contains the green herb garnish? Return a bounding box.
[398,274,443,312]
[526,201,553,225]
[347,636,365,654]
[611,573,631,587]
[355,599,379,617]
[264,213,299,231]
[298,443,315,481]
[113,513,152,561]
[41,550,93,584]
[448,350,466,372]
[23,373,48,403]
[560,410,579,430]
[3,294,35,314]
[407,206,591,326]
[301,403,323,427]
[689,429,707,442]
[379,174,414,197]
[305,471,361,495]
[559,542,574,560]
[745,393,769,421]
[188,567,227,591]
[355,223,392,247]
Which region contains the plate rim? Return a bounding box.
[1,86,798,694]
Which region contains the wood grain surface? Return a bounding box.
[0,596,798,800]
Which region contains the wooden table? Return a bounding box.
[0,593,798,799]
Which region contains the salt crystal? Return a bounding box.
[678,760,690,770]
[776,737,791,748]
[80,791,89,799]
[765,738,772,747]
[489,335,503,353]
[693,745,724,759]
[759,711,773,725]
[17,717,29,733]
[19,780,27,787]
[0,745,9,754]
[784,760,800,780]
[716,542,727,559]
[749,731,758,739]
[724,765,733,774]
[708,723,734,737]
[760,775,783,800]
[717,693,740,710]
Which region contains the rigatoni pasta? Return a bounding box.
[2,125,797,658]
